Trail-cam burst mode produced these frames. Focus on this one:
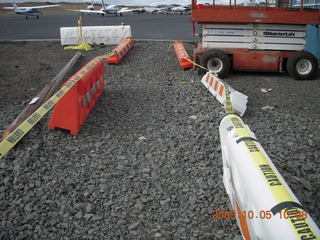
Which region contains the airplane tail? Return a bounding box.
[101,0,106,9]
[13,1,19,11]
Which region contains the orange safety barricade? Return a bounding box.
[107,37,134,65]
[173,40,193,70]
[48,56,104,135]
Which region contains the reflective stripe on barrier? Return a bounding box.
[107,37,134,65]
[173,40,193,70]
[48,56,105,135]
[219,113,320,239]
[201,72,248,116]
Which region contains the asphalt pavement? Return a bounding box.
[0,14,199,41]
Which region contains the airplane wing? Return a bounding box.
[3,4,60,10]
[144,7,156,13]
[118,8,132,13]
[28,4,60,9]
[130,8,146,13]
[68,9,105,14]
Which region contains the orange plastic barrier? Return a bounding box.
[107,37,134,65]
[173,40,193,70]
[48,56,105,135]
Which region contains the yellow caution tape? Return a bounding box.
[65,43,93,51]
[225,113,318,239]
[78,16,83,44]
[101,51,117,59]
[0,51,115,160]
[182,56,208,71]
[219,79,234,113]
[65,16,93,51]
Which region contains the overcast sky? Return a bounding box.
[2,0,213,6]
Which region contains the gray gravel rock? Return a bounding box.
[0,41,319,239]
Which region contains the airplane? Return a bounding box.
[131,8,146,14]
[100,0,118,14]
[69,0,127,16]
[144,7,158,13]
[86,0,94,10]
[170,5,191,14]
[124,7,158,14]
[2,2,60,19]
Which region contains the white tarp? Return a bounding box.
[60,25,132,45]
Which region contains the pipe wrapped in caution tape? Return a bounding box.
[219,112,320,239]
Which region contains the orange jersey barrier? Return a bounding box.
[107,37,134,65]
[48,56,105,135]
[173,40,193,70]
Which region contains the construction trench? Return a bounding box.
[0,40,319,239]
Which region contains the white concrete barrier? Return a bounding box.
[219,113,320,240]
[60,25,132,45]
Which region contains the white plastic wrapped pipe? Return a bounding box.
[219,113,320,240]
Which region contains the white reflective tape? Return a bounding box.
[86,91,91,104]
[82,95,87,107]
[93,83,97,93]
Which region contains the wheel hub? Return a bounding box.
[207,57,223,73]
[296,59,312,75]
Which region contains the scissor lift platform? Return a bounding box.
[191,5,320,25]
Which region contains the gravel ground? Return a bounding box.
[0,41,319,239]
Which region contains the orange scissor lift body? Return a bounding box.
[191,0,320,79]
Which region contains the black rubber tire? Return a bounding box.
[199,49,231,78]
[286,51,318,80]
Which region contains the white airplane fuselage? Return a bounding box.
[100,6,118,14]
[15,8,42,16]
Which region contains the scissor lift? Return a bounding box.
[191,0,320,79]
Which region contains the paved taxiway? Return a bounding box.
[0,14,199,41]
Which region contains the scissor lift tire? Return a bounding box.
[287,51,318,80]
[199,49,231,78]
